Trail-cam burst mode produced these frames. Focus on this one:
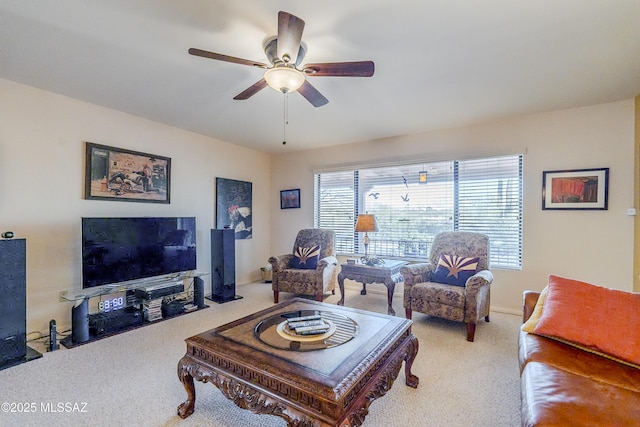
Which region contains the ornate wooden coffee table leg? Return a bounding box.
[404,334,420,388]
[177,356,196,419]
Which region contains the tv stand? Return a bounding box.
[59,271,209,348]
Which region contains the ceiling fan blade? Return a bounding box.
[303,61,375,77]
[297,80,329,107]
[233,79,269,100]
[277,11,305,64]
[189,48,268,68]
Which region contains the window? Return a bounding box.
[314,155,523,269]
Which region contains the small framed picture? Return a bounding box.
[542,168,609,210]
[280,189,300,209]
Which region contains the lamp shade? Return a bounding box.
[355,213,378,233]
[264,65,306,93]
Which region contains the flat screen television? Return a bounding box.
[82,217,196,288]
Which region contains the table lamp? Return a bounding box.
[355,212,378,264]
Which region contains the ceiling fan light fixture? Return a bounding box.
[189,11,373,107]
[264,65,305,93]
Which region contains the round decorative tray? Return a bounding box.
[254,310,359,351]
[276,319,337,342]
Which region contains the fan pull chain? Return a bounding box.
[282,93,289,145]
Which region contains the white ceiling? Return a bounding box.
[1,1,639,153]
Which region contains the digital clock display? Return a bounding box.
[98,291,126,312]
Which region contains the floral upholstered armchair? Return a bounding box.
[400,231,493,342]
[269,228,338,303]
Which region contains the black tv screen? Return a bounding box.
[82,217,196,288]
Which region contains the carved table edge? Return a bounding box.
[177,353,343,426]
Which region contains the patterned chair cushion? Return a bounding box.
[428,231,489,270]
[292,229,335,260]
[411,282,466,321]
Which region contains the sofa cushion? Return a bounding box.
[431,254,479,286]
[521,362,640,427]
[291,245,320,269]
[532,275,640,367]
[519,330,640,393]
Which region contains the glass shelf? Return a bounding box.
[59,271,210,302]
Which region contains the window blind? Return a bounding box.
[314,171,356,253]
[314,154,523,269]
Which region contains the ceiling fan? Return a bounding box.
[189,11,374,107]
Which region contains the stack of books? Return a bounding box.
[143,299,163,322]
[286,315,330,336]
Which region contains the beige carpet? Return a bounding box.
[0,282,522,426]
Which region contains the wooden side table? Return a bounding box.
[337,260,408,315]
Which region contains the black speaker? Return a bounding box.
[0,239,27,366]
[209,229,241,303]
[193,276,206,309]
[49,319,58,351]
[71,299,90,343]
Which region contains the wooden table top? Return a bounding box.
[185,298,412,398]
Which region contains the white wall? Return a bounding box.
[0,78,271,334]
[1,74,634,332]
[270,100,636,313]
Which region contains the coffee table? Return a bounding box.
[338,260,409,315]
[177,298,419,426]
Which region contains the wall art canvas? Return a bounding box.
[85,142,170,203]
[216,177,252,239]
[542,168,609,210]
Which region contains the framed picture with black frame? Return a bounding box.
[85,142,171,204]
[280,189,300,209]
[542,167,609,210]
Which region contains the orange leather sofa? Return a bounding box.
[519,290,640,426]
